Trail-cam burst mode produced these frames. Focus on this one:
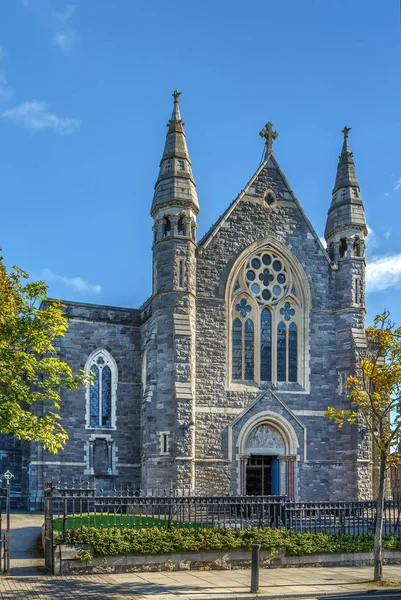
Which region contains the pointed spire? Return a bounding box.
[167,90,184,133]
[151,91,199,218]
[333,125,359,194]
[325,126,367,243]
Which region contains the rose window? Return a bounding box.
[245,252,289,304]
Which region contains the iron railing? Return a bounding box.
[48,482,287,536]
[45,481,401,539]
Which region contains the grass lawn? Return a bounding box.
[53,513,214,531]
[53,512,171,531]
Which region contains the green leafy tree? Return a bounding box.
[325,311,401,581]
[0,252,89,453]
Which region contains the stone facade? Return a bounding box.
[1,95,373,508]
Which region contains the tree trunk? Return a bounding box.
[374,451,386,582]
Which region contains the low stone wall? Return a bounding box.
[54,545,401,576]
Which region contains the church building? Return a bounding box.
[9,92,372,508]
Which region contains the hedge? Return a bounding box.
[60,527,401,558]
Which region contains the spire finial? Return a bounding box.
[259,121,279,152]
[342,125,351,139]
[167,90,184,133]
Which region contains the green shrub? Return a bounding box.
[59,526,401,559]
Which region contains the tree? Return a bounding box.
[0,252,89,453]
[325,311,401,582]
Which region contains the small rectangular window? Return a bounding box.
[355,277,361,305]
[178,259,184,288]
[160,432,170,454]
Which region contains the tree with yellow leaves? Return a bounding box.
[0,251,89,453]
[326,311,401,581]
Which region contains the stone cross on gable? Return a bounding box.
[259,121,279,151]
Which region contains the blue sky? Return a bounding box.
[0,0,400,323]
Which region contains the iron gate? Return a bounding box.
[0,471,13,575]
[44,484,54,574]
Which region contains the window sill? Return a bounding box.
[227,381,306,393]
[86,426,116,431]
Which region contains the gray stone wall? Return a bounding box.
[193,157,368,500]
[28,302,142,509]
[20,149,371,506]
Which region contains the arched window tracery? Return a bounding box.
[229,247,306,386]
[85,350,117,429]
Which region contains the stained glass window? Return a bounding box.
[289,323,298,382]
[102,365,112,427]
[277,322,287,382]
[244,320,254,380]
[232,318,242,380]
[90,365,99,427]
[87,352,116,428]
[260,308,272,382]
[245,252,288,304]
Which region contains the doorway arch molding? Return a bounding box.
[237,411,299,457]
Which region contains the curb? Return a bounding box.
[166,588,401,600]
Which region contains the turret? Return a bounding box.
[325,126,367,262]
[142,91,198,491]
[151,90,199,249]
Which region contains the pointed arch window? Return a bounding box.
[232,318,242,380]
[288,323,298,382]
[277,322,287,382]
[244,320,254,380]
[230,248,305,386]
[86,350,117,429]
[260,308,272,382]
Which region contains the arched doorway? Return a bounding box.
[244,424,284,496]
[237,412,298,499]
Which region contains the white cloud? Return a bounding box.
[0,46,6,61]
[384,231,391,240]
[1,101,80,135]
[53,6,78,52]
[366,254,401,293]
[319,236,327,249]
[41,268,102,294]
[53,5,78,53]
[53,31,76,52]
[394,177,401,192]
[22,1,79,54]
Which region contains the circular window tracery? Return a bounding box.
[245,252,289,304]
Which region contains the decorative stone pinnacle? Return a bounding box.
[173,90,181,103]
[342,125,351,139]
[259,121,279,151]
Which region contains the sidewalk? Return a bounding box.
[1,565,401,599]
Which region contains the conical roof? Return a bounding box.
[332,126,359,194]
[325,127,366,239]
[151,91,199,218]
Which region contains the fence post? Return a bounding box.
[250,543,260,593]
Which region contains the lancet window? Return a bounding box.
[230,248,305,386]
[85,350,117,429]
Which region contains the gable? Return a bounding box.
[199,152,328,263]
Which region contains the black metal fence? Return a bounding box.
[44,481,401,540]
